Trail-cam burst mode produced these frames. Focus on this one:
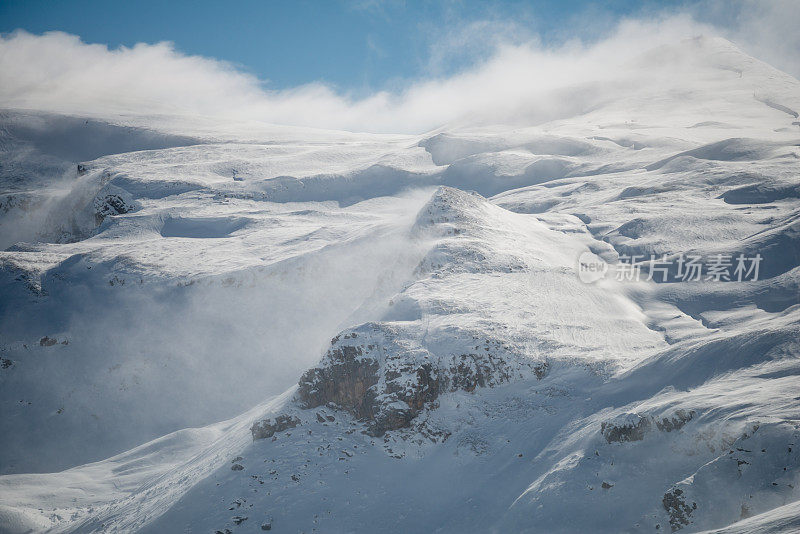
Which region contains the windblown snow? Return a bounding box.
[0,36,799,533]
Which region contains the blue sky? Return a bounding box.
[0,0,693,94]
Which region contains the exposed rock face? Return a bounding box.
[93,184,139,225]
[601,410,695,443]
[662,487,696,531]
[654,410,695,432]
[39,336,58,347]
[250,414,300,440]
[601,413,652,443]
[296,341,380,421]
[297,323,546,436]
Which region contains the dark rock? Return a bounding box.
[601,413,651,443]
[602,410,696,444]
[94,193,135,225]
[39,336,57,347]
[662,488,696,531]
[297,323,546,437]
[655,410,695,432]
[231,516,247,525]
[231,464,244,471]
[251,414,301,440]
[298,345,380,420]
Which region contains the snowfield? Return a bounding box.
[0,36,799,533]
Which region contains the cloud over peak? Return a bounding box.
[0,4,796,134]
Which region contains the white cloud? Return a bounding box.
[0,3,794,134]
[707,0,800,80]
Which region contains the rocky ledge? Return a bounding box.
[600,410,695,443]
[294,322,547,437]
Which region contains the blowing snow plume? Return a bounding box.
[0,186,433,474]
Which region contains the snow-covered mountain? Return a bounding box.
[0,36,799,533]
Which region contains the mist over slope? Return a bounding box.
[0,33,798,533]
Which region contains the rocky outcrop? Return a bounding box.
[295,341,380,421]
[601,410,695,443]
[654,410,694,432]
[39,336,58,347]
[93,184,138,225]
[601,413,651,443]
[662,487,696,531]
[250,414,300,440]
[297,323,546,437]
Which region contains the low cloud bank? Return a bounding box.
[0,2,796,134]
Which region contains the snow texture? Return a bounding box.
[0,36,799,533]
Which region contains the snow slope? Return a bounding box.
[0,36,799,533]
